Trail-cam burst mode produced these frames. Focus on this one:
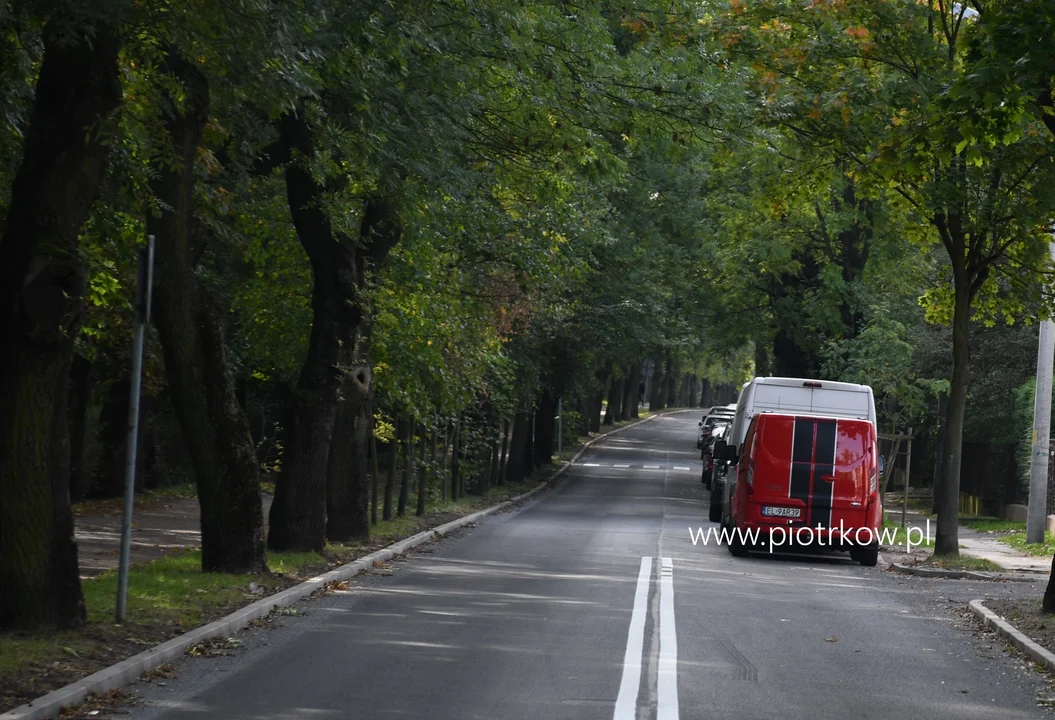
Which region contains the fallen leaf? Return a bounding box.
[824,636,838,643]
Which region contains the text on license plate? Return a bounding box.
[762,506,801,518]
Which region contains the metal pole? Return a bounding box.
[1028,241,1055,544]
[116,236,155,623]
[902,428,913,528]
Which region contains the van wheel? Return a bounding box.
[857,544,879,567]
[708,498,722,523]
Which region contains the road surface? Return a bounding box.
[122,411,1053,719]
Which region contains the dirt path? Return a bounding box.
[75,495,274,578]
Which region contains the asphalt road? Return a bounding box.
[123,411,1054,720]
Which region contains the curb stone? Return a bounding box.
[0,407,688,720]
[889,562,1040,583]
[969,599,1055,672]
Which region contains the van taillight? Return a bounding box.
[803,381,821,388]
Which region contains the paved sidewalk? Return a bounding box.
[885,509,1052,573]
[75,495,273,578]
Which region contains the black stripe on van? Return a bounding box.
[790,419,814,514]
[811,420,837,529]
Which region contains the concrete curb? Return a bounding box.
[1,407,688,720]
[969,599,1055,672]
[889,562,1039,582]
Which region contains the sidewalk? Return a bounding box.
[74,495,273,578]
[885,509,1052,573]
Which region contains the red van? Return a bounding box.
[722,412,882,566]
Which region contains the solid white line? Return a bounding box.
[613,557,652,720]
[658,557,679,720]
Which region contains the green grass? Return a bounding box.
[881,516,934,548]
[1000,531,1055,557]
[921,555,1003,572]
[959,516,1025,533]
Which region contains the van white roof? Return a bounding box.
[729,376,876,448]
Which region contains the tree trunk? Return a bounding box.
[604,376,622,425]
[506,409,528,483]
[755,338,770,378]
[522,409,536,476]
[534,393,557,466]
[325,368,372,542]
[1044,554,1055,613]
[649,364,665,410]
[664,359,677,407]
[440,425,450,501]
[416,429,429,516]
[589,384,604,432]
[382,416,398,521]
[931,391,949,516]
[267,109,400,552]
[622,364,640,421]
[499,419,512,485]
[490,420,503,485]
[370,426,380,526]
[934,273,971,557]
[0,20,122,629]
[398,418,414,516]
[450,418,462,500]
[700,379,711,408]
[148,50,265,573]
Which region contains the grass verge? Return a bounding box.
[880,516,934,548]
[919,555,1003,572]
[959,516,1025,533]
[1,478,540,713]
[1000,531,1055,557]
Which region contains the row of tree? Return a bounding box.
[3,0,1055,630]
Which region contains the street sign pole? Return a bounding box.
[116,236,155,623]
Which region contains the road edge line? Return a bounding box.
[969,598,1055,672]
[1,407,693,720]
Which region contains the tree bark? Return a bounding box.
[370,426,380,526]
[755,338,770,378]
[148,50,266,573]
[621,364,640,421]
[0,19,122,629]
[506,409,528,483]
[266,107,401,551]
[499,419,512,484]
[440,426,450,500]
[604,375,622,425]
[325,367,372,542]
[934,270,971,557]
[649,363,665,410]
[534,393,557,466]
[382,416,398,521]
[664,359,677,407]
[931,391,949,516]
[450,418,462,500]
[398,418,414,516]
[416,428,429,516]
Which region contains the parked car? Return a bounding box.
[712,377,880,566]
[696,404,735,448]
[700,422,730,486]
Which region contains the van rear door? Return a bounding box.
[787,417,873,529]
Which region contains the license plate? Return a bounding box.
[762,506,802,518]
